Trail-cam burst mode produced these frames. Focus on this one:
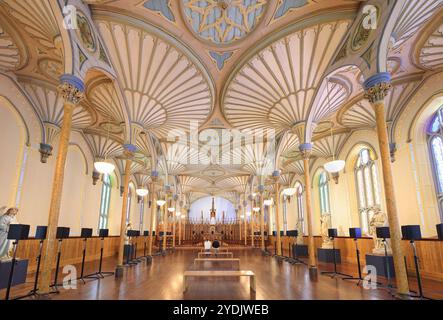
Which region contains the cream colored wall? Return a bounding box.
[0,75,125,237]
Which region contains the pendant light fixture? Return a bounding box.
[323,77,345,173]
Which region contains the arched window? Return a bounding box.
[428,107,443,218]
[318,171,330,214]
[99,174,112,229]
[354,148,381,233]
[126,185,133,225]
[295,182,304,233]
[139,200,145,232]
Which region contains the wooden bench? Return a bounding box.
[183,270,256,292]
[194,258,240,269]
[198,251,234,258]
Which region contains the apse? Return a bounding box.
[189,196,236,222]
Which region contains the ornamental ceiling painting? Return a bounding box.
[2,0,443,204]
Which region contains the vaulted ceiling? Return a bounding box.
[2,0,443,207]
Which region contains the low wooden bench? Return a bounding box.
[183,270,256,292]
[194,258,240,269]
[198,251,234,258]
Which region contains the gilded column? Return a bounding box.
[250,195,254,247]
[272,171,282,256]
[363,72,409,296]
[300,143,317,278]
[38,75,84,294]
[259,185,265,251]
[243,198,247,246]
[115,144,136,277]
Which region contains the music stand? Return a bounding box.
[85,229,114,279]
[4,224,30,300]
[51,227,70,291]
[401,225,432,300]
[343,228,364,285]
[321,228,351,279]
[143,231,149,258]
[15,226,47,299]
[78,228,93,283]
[132,230,144,262]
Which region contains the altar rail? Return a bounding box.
[267,235,443,282]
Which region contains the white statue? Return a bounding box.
[295,219,304,245]
[124,222,131,245]
[0,207,19,260]
[320,213,333,249]
[368,208,391,255]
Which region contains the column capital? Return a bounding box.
[363,72,392,104]
[58,74,85,105]
[299,143,312,159]
[123,143,137,158]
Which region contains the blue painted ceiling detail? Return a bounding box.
[274,0,309,19]
[144,0,175,22]
[182,0,267,44]
[209,51,233,70]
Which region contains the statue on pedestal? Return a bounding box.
[368,208,391,255]
[320,213,333,249]
[0,207,19,260]
[295,219,304,245]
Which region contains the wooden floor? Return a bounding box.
[2,248,443,300]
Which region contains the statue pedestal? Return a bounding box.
[317,248,341,264]
[0,259,28,289]
[292,244,308,257]
[365,254,395,278]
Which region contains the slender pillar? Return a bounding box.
[148,174,158,256]
[163,194,169,251]
[116,145,136,277]
[38,75,84,294]
[272,171,282,256]
[172,207,176,248]
[243,198,247,246]
[250,197,254,247]
[259,185,265,251]
[178,213,182,245]
[364,73,410,295]
[300,143,317,277]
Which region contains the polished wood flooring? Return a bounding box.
[2,248,443,300]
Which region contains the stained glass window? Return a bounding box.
[99,174,112,230]
[319,171,330,214]
[428,107,443,219]
[355,148,381,234]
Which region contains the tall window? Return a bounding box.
[295,182,304,233]
[283,195,288,234]
[125,187,132,225]
[99,174,112,230]
[139,200,145,232]
[318,171,330,214]
[355,148,381,233]
[428,107,443,219]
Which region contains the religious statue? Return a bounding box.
[368,208,391,255]
[124,222,131,245]
[0,207,18,260]
[320,213,333,249]
[295,219,304,245]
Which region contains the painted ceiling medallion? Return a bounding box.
[182,0,267,45]
[75,12,96,53]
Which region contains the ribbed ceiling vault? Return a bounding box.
[95,15,214,139]
[222,20,351,137]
